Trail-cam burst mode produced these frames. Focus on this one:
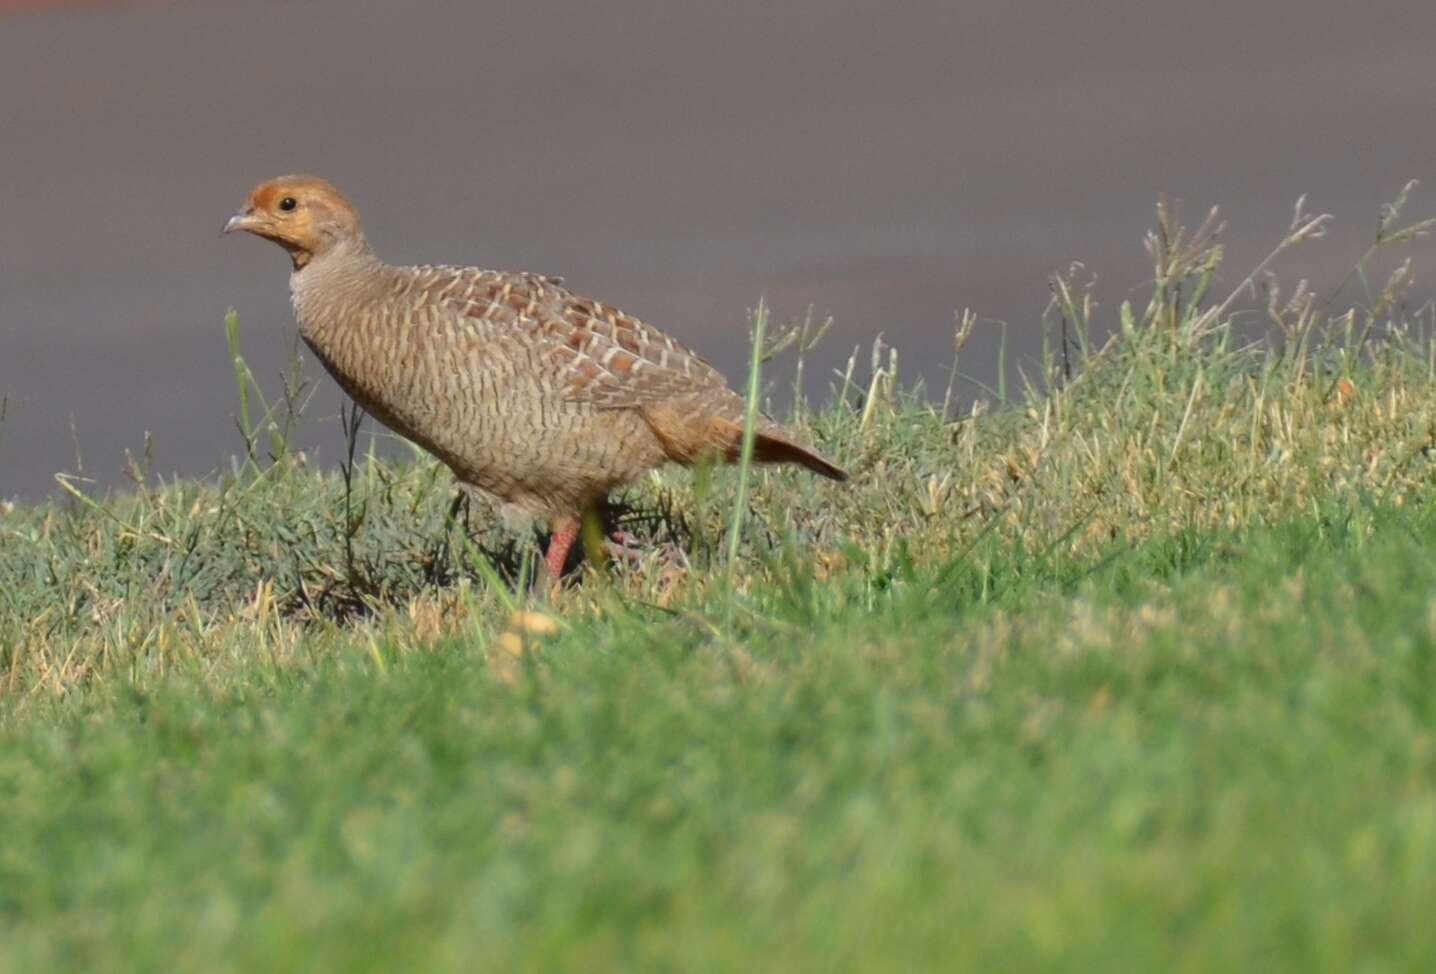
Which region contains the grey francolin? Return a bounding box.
[223,175,846,577]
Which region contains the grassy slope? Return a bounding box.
[4,505,1436,972]
[4,199,1436,970]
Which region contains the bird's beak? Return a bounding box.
[222,209,258,236]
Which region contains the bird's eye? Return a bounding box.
[278,197,298,212]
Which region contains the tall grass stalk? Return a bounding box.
[223,311,308,467]
[996,322,1008,404]
[941,309,977,419]
[725,300,767,585]
[224,310,255,462]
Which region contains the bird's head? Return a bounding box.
[223,175,365,269]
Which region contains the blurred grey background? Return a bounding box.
[3,0,1435,498]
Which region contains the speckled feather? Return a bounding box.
[227,175,846,536]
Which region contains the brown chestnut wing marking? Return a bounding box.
[431,267,731,407]
[541,295,732,409]
[431,267,729,408]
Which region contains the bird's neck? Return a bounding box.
[289,237,387,340]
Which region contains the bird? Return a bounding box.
[223,175,847,578]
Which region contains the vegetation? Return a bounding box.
[3,190,1436,970]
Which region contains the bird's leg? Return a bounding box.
[594,498,647,564]
[545,517,581,579]
[604,529,648,564]
[594,502,680,568]
[445,488,469,528]
[545,507,617,580]
[579,503,612,573]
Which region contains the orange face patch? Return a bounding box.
[248,182,289,214]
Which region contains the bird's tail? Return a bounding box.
[648,407,849,482]
[751,429,849,482]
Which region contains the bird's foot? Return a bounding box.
[604,530,690,574]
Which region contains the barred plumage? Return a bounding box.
[225,175,846,576]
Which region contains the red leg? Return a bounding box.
[545,518,580,579]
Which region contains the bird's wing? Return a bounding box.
[432,267,733,408]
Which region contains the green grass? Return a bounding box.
[4,191,1436,970]
[4,507,1436,971]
